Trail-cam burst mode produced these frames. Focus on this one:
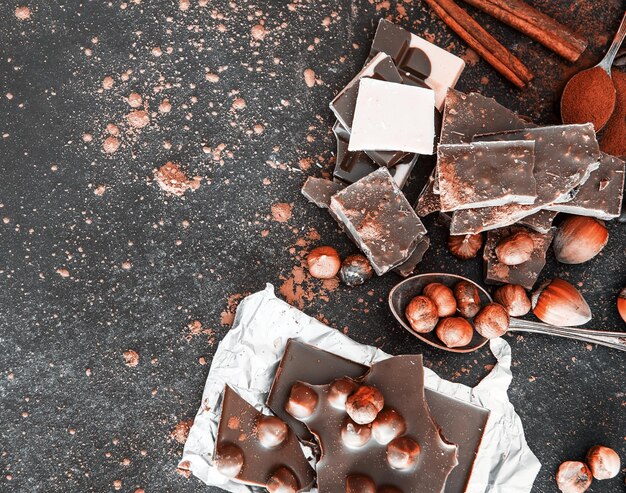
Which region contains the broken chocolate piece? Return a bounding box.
[545,153,625,219]
[483,225,555,290]
[330,167,427,275]
[415,172,441,217]
[215,386,315,490]
[518,209,558,234]
[292,356,458,493]
[349,78,436,155]
[267,340,490,493]
[437,140,537,211]
[301,177,345,209]
[393,236,430,277]
[370,19,465,110]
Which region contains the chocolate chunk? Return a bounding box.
[437,140,537,211]
[415,173,441,217]
[517,209,558,234]
[483,225,555,290]
[215,386,315,489]
[301,177,345,209]
[392,236,430,278]
[330,167,427,275]
[369,19,465,110]
[267,340,489,493]
[545,152,625,219]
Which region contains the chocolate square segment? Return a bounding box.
[330,167,427,275]
[437,140,537,211]
[301,177,344,209]
[518,209,558,234]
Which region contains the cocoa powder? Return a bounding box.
[600,70,626,157]
[561,67,616,130]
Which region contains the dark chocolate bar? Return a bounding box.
[517,209,558,234]
[301,177,345,209]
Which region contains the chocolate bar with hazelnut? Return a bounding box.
[483,225,555,290]
[214,385,315,491]
[267,339,490,493]
[301,177,345,209]
[287,355,458,493]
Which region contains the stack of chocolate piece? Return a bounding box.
[303,20,467,276]
[214,339,490,493]
[417,89,625,289]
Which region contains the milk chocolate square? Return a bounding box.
[483,225,555,289]
[437,140,537,211]
[415,172,441,217]
[518,209,558,234]
[301,177,344,209]
[370,19,465,110]
[330,167,427,275]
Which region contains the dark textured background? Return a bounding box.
[1,0,624,491]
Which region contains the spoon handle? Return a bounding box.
[509,318,626,351]
[601,11,626,70]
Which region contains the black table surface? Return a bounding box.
[1,0,625,491]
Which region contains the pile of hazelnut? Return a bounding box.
[405,281,514,348]
[556,445,621,493]
[306,246,374,287]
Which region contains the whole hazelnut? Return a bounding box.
[214,443,244,478]
[495,231,534,266]
[617,287,626,323]
[371,408,406,445]
[341,418,372,448]
[532,279,592,327]
[306,246,341,279]
[556,461,592,493]
[435,317,474,348]
[339,254,374,287]
[447,233,483,260]
[267,466,299,493]
[494,284,531,317]
[285,382,319,419]
[345,385,384,425]
[345,474,376,493]
[328,377,358,410]
[256,416,289,448]
[386,436,421,470]
[405,295,439,333]
[423,283,457,317]
[474,303,509,339]
[586,445,621,480]
[453,281,482,318]
[553,216,608,264]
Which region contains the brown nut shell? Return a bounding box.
[386,436,421,470]
[214,443,245,478]
[453,281,482,318]
[532,279,591,327]
[495,231,534,266]
[494,284,531,317]
[474,303,509,339]
[285,382,318,419]
[586,445,621,480]
[306,246,341,279]
[267,466,300,493]
[618,287,626,323]
[435,317,474,348]
[423,282,457,317]
[553,216,608,264]
[405,295,438,333]
[447,233,483,260]
[555,461,592,493]
[345,385,384,425]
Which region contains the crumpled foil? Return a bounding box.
[180,284,541,492]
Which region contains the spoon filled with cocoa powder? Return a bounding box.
[561,12,626,131]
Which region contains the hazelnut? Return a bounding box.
[256,416,289,448]
[345,385,385,425]
[267,466,299,493]
[386,436,421,470]
[371,408,406,445]
[378,488,402,493]
[618,287,626,323]
[285,382,318,419]
[345,474,376,493]
[447,233,483,260]
[453,281,482,318]
[494,284,531,317]
[341,418,372,448]
[328,377,358,410]
[339,254,374,287]
[423,283,457,317]
[495,231,534,266]
[306,246,341,279]
[405,295,439,333]
[556,461,592,493]
[474,303,509,339]
[553,216,608,264]
[214,443,244,478]
[532,279,591,327]
[586,445,621,480]
[435,317,474,348]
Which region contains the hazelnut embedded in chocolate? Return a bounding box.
[371,408,407,445]
[405,295,438,333]
[307,246,341,279]
[285,382,319,419]
[341,418,372,448]
[214,442,244,478]
[267,466,300,493]
[345,385,385,425]
[339,254,374,287]
[386,436,421,470]
[495,231,534,266]
[328,377,359,410]
[345,474,376,493]
[256,415,289,448]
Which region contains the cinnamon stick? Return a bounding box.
[424,0,533,88]
[461,0,587,62]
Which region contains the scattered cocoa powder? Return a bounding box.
[153,162,201,197]
[126,110,150,128]
[171,419,193,443]
[15,6,31,20]
[303,68,316,88]
[123,349,139,367]
[56,268,70,278]
[561,67,615,130]
[600,70,626,157]
[102,136,119,154]
[271,202,292,222]
[220,293,245,326]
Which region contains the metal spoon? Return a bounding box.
[388,273,626,353]
[560,11,626,131]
